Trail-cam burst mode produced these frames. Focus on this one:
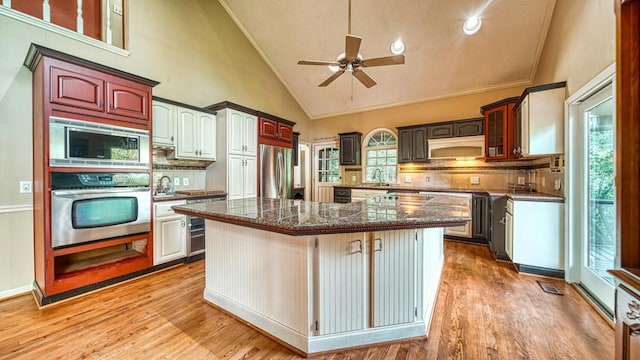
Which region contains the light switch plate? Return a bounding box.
[517,176,526,185]
[404,175,411,183]
[470,176,480,185]
[183,177,189,186]
[173,177,180,186]
[351,175,357,182]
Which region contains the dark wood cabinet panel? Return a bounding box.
[455,118,484,137]
[334,187,352,203]
[292,132,300,166]
[278,123,293,143]
[339,132,362,165]
[259,117,278,139]
[472,194,490,240]
[397,126,428,163]
[481,98,518,161]
[428,123,454,139]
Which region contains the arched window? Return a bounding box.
[363,129,397,184]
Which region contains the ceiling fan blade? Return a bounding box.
[298,60,340,66]
[345,35,362,60]
[361,55,405,67]
[352,69,377,88]
[319,70,345,87]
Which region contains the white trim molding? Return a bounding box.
[0,5,129,57]
[0,284,32,301]
[0,204,33,214]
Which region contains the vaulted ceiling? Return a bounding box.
[219,0,557,119]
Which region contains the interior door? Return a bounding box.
[578,82,616,312]
[312,142,340,202]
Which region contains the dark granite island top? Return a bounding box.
[172,192,471,236]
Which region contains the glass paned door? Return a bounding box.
[579,82,616,311]
[313,142,340,202]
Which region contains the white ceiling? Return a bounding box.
[219,0,557,119]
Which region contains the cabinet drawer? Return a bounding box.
[334,188,351,197]
[154,200,187,219]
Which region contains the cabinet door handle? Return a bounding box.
[109,103,114,110]
[627,300,640,320]
[171,136,174,142]
[99,101,104,108]
[499,217,506,224]
[181,220,186,227]
[374,237,383,252]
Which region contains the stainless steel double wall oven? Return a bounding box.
[49,116,151,249]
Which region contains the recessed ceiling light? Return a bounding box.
[463,16,482,35]
[390,38,405,55]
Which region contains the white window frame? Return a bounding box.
[362,128,398,184]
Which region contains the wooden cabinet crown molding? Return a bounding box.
[24,43,159,87]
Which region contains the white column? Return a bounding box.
[2,0,11,8]
[42,0,50,22]
[105,0,112,44]
[76,0,83,34]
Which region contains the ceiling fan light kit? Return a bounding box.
[297,0,405,89]
[390,38,405,55]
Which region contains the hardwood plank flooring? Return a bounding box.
[0,241,613,359]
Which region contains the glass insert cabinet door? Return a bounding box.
[485,107,505,158]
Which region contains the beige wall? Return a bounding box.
[0,0,310,295]
[533,0,615,94]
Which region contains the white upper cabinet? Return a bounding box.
[152,101,177,147]
[518,85,565,157]
[228,109,257,156]
[176,107,216,161]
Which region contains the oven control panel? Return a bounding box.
[51,172,150,189]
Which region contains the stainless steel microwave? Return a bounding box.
[49,116,150,168]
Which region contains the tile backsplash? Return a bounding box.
[151,169,206,194]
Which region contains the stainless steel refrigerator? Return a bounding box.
[260,144,293,199]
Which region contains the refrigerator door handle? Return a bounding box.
[277,152,283,197]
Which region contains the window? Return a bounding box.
[364,129,397,183]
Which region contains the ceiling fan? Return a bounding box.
[297,0,405,88]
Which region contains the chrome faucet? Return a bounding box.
[157,175,172,195]
[373,168,382,186]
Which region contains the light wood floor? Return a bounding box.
[0,241,613,359]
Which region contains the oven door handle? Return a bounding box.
[52,187,151,197]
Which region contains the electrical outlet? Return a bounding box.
[182,177,189,186]
[542,177,546,187]
[554,179,562,190]
[351,175,356,182]
[404,175,411,184]
[20,181,32,193]
[173,177,180,186]
[470,176,480,185]
[425,176,430,183]
[113,4,123,15]
[517,176,526,185]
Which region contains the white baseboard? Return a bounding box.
[204,287,428,355]
[0,284,32,300]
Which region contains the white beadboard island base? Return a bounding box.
[203,220,445,355]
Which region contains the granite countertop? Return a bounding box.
[172,192,471,236]
[153,192,227,202]
[335,184,564,202]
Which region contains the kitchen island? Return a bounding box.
[173,193,470,355]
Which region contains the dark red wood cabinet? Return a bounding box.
[481,98,518,161]
[24,44,158,304]
[48,58,151,124]
[258,116,293,148]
